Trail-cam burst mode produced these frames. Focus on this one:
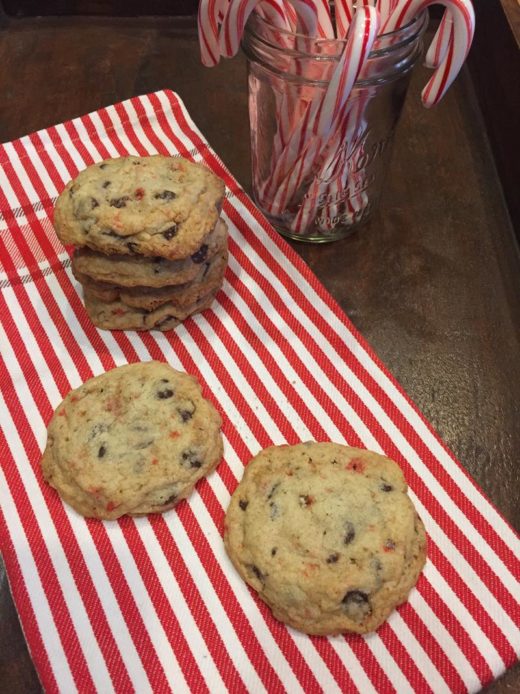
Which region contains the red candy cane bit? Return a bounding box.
[346,458,365,472]
[106,501,120,512]
[134,187,145,200]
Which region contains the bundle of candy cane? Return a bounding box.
[198,0,475,235]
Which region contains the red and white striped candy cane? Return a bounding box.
[376,0,398,24]
[425,9,452,68]
[290,91,370,232]
[289,0,335,37]
[220,0,293,57]
[198,0,230,66]
[266,4,379,216]
[333,0,355,38]
[382,0,475,107]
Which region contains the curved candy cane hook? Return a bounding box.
[383,0,475,107]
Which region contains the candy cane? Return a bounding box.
[289,0,335,37]
[290,91,370,232]
[333,0,355,38]
[266,4,380,216]
[220,0,293,57]
[376,0,398,24]
[198,0,230,66]
[425,9,452,68]
[382,0,475,107]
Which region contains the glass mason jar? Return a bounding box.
[242,11,428,242]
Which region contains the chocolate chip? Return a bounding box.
[154,315,176,329]
[126,242,139,254]
[102,180,111,188]
[156,388,174,399]
[99,163,107,169]
[181,450,202,468]
[191,244,208,264]
[239,499,249,510]
[155,190,177,200]
[135,439,154,450]
[88,423,108,440]
[110,196,130,208]
[162,225,178,240]
[327,553,340,564]
[380,482,394,492]
[269,501,279,519]
[344,521,356,545]
[267,482,280,500]
[251,565,265,582]
[164,493,177,505]
[178,409,193,422]
[342,590,372,618]
[98,445,106,458]
[90,197,99,208]
[271,547,277,556]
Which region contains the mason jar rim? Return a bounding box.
[245,9,428,59]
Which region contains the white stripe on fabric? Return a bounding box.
[128,518,229,693]
[412,590,483,692]
[0,405,114,693]
[0,464,78,694]
[102,522,190,690]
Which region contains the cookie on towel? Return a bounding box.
[224,442,426,635]
[54,155,225,259]
[72,218,228,288]
[74,247,228,311]
[41,361,223,519]
[83,288,218,332]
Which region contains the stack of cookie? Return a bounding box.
[53,155,227,331]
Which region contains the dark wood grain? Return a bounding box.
[0,12,518,693]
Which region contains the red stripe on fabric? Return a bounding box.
[112,518,211,692]
[182,502,318,692]
[0,362,101,692]
[149,515,248,692]
[428,541,515,667]
[0,176,114,382]
[0,500,59,693]
[417,578,490,686]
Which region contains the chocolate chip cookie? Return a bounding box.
[41,361,224,519]
[83,288,218,332]
[72,218,228,288]
[224,442,427,635]
[54,155,225,259]
[74,248,228,311]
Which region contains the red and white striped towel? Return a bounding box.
[0,89,519,694]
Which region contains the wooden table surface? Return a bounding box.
[0,11,519,693]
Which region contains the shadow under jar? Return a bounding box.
[242,10,428,243]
